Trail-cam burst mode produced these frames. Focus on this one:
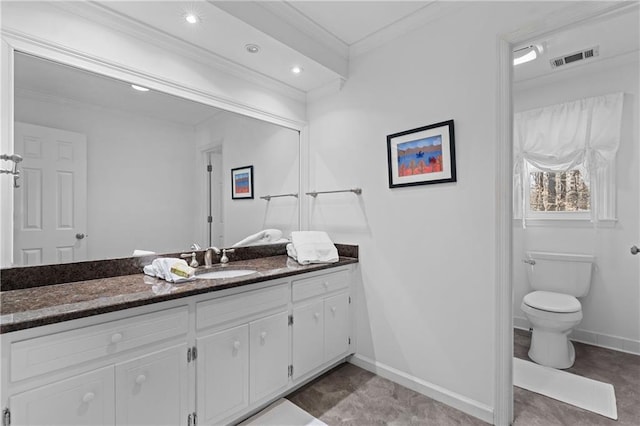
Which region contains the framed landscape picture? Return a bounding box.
[231,165,254,199]
[387,120,456,188]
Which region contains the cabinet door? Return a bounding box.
[292,300,324,380]
[197,324,249,425]
[115,344,188,426]
[324,292,351,362]
[249,311,289,403]
[10,366,115,426]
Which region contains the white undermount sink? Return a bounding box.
[196,269,257,279]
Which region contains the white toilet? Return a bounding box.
[520,251,595,369]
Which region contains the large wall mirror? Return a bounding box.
[3,52,300,267]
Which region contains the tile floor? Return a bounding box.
[513,328,640,425]
[285,330,640,425]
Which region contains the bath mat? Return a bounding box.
[240,398,327,426]
[513,357,617,420]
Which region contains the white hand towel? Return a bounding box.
[286,243,298,261]
[149,258,196,283]
[262,229,283,242]
[290,231,339,265]
[232,229,284,247]
[143,264,158,277]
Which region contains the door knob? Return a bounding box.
[632,245,639,255]
[76,233,86,240]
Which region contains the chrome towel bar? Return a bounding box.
[306,188,362,197]
[260,193,299,201]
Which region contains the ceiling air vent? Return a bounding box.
[550,46,599,69]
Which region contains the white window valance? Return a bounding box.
[513,92,624,221]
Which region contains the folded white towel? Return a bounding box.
[289,231,339,265]
[286,243,298,261]
[232,229,284,247]
[144,258,196,284]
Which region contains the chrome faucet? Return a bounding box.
[204,247,221,267]
[204,247,236,266]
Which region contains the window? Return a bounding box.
[513,93,623,224]
[528,169,590,213]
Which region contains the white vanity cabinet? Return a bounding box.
[196,324,249,424]
[1,264,356,426]
[4,306,189,426]
[195,282,290,426]
[9,366,115,426]
[291,270,351,381]
[115,344,189,426]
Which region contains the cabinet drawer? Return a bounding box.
[11,306,188,382]
[196,283,288,331]
[292,270,349,302]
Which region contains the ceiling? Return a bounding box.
[273,1,432,46]
[514,7,639,84]
[80,1,638,94]
[19,1,640,104]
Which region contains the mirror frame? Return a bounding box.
[0,32,309,267]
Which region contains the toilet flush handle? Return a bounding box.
[523,259,536,265]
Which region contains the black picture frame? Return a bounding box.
[231,165,254,199]
[387,120,456,188]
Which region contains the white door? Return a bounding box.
[13,122,87,266]
[115,344,189,426]
[292,300,324,380]
[324,292,351,362]
[249,311,289,403]
[10,366,115,426]
[197,324,249,425]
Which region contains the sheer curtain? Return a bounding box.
[513,92,624,222]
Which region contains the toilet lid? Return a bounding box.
[523,291,581,313]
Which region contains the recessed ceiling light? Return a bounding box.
[185,13,200,24]
[245,44,261,54]
[131,84,150,92]
[291,66,303,75]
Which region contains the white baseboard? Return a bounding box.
[514,316,640,355]
[348,354,494,424]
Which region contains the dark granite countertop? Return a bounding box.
[0,255,358,334]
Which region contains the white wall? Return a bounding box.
[15,95,200,259]
[305,2,573,420]
[512,57,640,354]
[197,112,299,247]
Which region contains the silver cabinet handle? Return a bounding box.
[76,233,86,240]
[632,245,639,255]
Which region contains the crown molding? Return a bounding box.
[241,1,349,60]
[501,1,638,45]
[349,1,465,59]
[50,1,307,103]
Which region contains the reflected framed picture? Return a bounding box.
[231,165,254,199]
[387,120,456,188]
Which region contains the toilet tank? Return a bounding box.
[525,251,595,297]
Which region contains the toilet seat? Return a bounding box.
[523,291,581,313]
